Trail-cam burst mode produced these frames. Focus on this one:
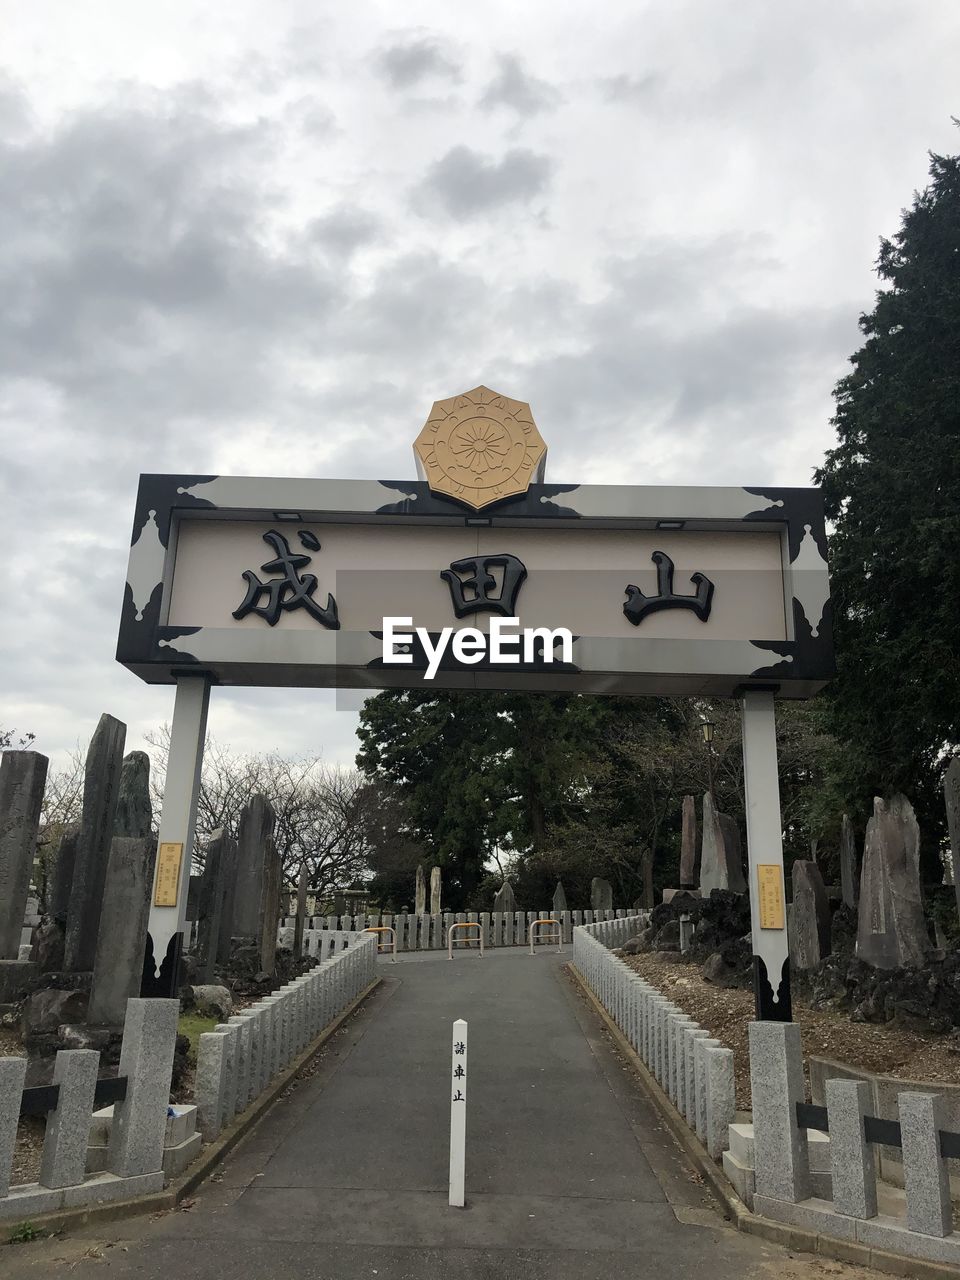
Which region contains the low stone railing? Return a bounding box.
[572,919,736,1159]
[0,999,179,1222]
[737,1021,960,1268]
[195,932,377,1141]
[282,909,634,954]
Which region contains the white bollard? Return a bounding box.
[449,1018,468,1207]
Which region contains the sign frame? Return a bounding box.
[117,474,833,699]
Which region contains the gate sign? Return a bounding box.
[117,386,833,698]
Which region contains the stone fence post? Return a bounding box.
[108,998,179,1177]
[748,1020,810,1203]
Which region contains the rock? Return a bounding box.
[0,958,40,1003]
[652,920,681,951]
[21,987,88,1036]
[58,1023,118,1052]
[702,936,752,988]
[33,919,65,973]
[186,984,233,1020]
[620,936,643,955]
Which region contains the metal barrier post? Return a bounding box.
[529,918,562,954]
[447,922,484,959]
[363,925,398,963]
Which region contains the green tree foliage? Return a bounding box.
[815,145,960,872]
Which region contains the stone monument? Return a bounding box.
[64,714,126,972]
[0,750,48,960]
[232,794,276,939]
[590,877,613,912]
[494,880,517,913]
[699,792,746,895]
[415,864,427,916]
[944,758,960,923]
[552,880,567,913]
[430,866,442,915]
[679,794,698,888]
[790,859,831,971]
[856,794,929,970]
[840,812,858,910]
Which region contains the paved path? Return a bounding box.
[6,951,868,1279]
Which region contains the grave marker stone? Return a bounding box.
[0,750,48,959]
[552,880,567,913]
[232,794,276,939]
[197,828,231,981]
[590,877,613,912]
[790,859,831,971]
[114,750,152,838]
[430,866,442,916]
[699,792,747,895]
[856,794,928,970]
[65,715,126,972]
[679,794,698,887]
[415,864,427,916]
[840,812,858,910]
[494,880,517,913]
[88,836,157,1026]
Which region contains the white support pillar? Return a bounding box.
[143,674,211,996]
[740,687,791,1022]
[449,1019,468,1207]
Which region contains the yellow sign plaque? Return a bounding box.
[757,864,785,930]
[413,385,547,510]
[154,842,184,908]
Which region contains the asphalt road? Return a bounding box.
[3,950,861,1280]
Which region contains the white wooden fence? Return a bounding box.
[572,917,737,1160]
[195,931,377,1142]
[281,908,635,955]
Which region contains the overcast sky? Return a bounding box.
[2,1,958,780]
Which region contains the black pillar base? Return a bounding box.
[753,954,792,1021]
[140,931,183,999]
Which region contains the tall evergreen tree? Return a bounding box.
[815,144,960,867]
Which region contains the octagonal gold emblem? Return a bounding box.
[413,386,547,510]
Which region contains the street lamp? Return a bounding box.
[700,718,716,804]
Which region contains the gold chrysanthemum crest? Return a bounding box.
[413,386,547,510]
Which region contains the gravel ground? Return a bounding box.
[625,952,960,1110]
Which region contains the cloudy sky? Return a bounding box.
[2,1,958,778]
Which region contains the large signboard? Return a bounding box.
[119,478,832,698]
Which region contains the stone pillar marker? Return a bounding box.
[48,824,79,925]
[0,1057,28,1197]
[293,862,309,961]
[699,792,746,895]
[197,828,230,981]
[108,998,180,1177]
[679,794,698,888]
[430,866,442,916]
[493,880,517,913]
[88,836,158,1026]
[216,831,240,966]
[114,750,153,838]
[0,749,48,959]
[856,794,928,970]
[790,859,831,971]
[590,877,613,912]
[840,813,859,910]
[552,880,567,913]
[258,838,282,978]
[944,758,960,926]
[232,794,277,939]
[415,864,427,916]
[65,714,126,972]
